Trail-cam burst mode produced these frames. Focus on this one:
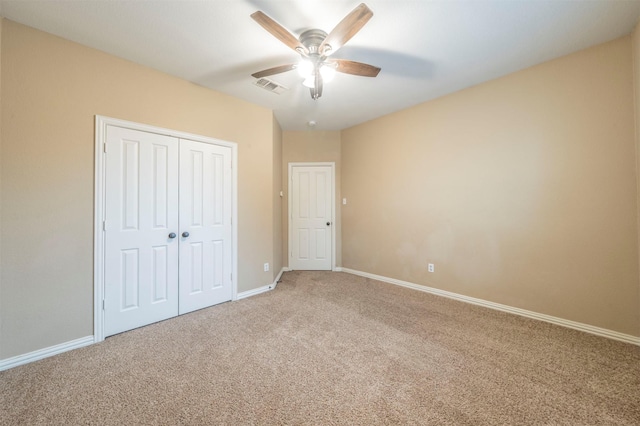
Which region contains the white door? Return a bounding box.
[104,126,179,336]
[290,165,333,270]
[104,126,234,336]
[179,140,233,314]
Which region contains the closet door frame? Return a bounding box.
[93,115,238,343]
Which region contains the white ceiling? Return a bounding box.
[2,0,640,131]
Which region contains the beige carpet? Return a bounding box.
[1,271,639,425]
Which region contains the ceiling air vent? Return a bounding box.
[253,78,287,94]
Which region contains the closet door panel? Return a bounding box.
[179,139,233,314]
[104,126,179,337]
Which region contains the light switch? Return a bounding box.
[342,198,347,205]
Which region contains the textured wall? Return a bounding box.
[341,36,639,336]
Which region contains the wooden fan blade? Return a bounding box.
[319,3,373,56]
[251,11,308,54]
[332,59,380,77]
[251,64,297,79]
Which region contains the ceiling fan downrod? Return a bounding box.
[300,29,327,100]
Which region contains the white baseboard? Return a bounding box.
[340,268,640,346]
[0,335,95,372]
[9,266,632,372]
[236,267,287,300]
[333,267,343,272]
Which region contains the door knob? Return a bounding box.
[326,222,331,226]
[182,231,190,238]
[168,232,176,239]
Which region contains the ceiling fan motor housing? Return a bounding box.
[299,29,329,56]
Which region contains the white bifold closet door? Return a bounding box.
[104,126,231,337]
[178,139,233,315]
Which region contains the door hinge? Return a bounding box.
[102,299,105,310]
[103,143,107,153]
[230,273,232,282]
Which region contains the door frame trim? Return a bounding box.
[93,115,238,343]
[288,162,336,271]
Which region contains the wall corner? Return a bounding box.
[629,20,640,337]
[0,16,4,357]
[272,114,283,281]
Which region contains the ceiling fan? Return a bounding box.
[251,3,381,100]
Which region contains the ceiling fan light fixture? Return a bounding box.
[302,75,316,88]
[297,59,313,78]
[320,64,336,82]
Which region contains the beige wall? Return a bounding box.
[272,117,283,280]
[633,22,640,308]
[282,130,342,268]
[342,36,640,336]
[0,20,280,359]
[0,18,3,347]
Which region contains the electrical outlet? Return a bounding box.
[264,263,270,272]
[428,263,434,273]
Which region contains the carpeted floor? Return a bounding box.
[1,270,639,425]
